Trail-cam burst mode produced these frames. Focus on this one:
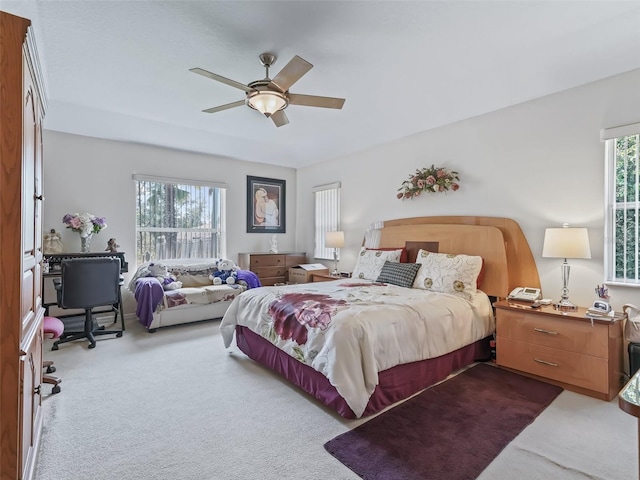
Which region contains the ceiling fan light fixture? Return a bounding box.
[246,90,288,117]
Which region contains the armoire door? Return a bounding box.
[19,37,45,480]
[0,11,46,480]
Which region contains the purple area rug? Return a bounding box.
[324,363,562,480]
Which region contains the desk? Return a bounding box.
[43,252,128,317]
[619,372,640,479]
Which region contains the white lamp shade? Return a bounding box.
[542,227,591,259]
[325,231,345,249]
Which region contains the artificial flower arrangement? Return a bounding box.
[62,212,107,237]
[397,165,460,199]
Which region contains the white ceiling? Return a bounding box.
[2,1,640,168]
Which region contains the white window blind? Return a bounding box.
[314,182,341,259]
[133,174,226,264]
[602,125,640,285]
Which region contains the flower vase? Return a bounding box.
[80,233,93,253]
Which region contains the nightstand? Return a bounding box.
[311,273,342,282]
[493,300,624,401]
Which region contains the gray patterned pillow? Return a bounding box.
[375,261,421,288]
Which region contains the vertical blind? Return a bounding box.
[133,174,227,264]
[314,182,341,259]
[602,123,640,283]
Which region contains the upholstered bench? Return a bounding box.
[129,259,260,332]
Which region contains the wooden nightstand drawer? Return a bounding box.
[496,312,608,357]
[497,339,609,393]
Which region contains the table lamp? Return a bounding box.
[325,230,345,277]
[542,223,591,310]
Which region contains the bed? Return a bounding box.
[220,216,541,418]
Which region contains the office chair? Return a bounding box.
[43,316,63,393]
[111,274,126,331]
[52,257,124,350]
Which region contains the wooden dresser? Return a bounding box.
[494,301,624,401]
[0,12,47,480]
[238,252,306,286]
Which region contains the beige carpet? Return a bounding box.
[35,316,637,480]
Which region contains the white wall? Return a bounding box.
[297,68,640,311]
[42,132,296,311]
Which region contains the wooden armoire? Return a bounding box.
[0,11,47,480]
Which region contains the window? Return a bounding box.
[314,182,341,259]
[603,123,640,285]
[134,174,227,264]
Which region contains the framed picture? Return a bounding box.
[246,175,286,233]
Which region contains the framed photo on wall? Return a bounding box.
[246,175,286,233]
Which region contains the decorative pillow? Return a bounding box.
[376,261,421,288]
[352,247,403,280]
[366,247,409,263]
[412,250,483,300]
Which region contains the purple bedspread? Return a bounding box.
[134,269,261,328]
[134,277,165,328]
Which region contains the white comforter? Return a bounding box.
[220,278,494,417]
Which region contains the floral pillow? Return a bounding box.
[412,249,483,300]
[352,247,403,280]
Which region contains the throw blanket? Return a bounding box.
[221,279,494,418]
[135,278,165,328]
[236,270,262,289]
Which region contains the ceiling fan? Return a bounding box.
[190,53,345,127]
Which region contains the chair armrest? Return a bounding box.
[53,278,62,305]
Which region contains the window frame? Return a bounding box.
[313,182,341,260]
[133,174,227,264]
[603,123,640,286]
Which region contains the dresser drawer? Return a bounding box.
[250,255,285,268]
[259,276,285,286]
[253,266,287,279]
[496,310,608,358]
[497,338,609,394]
[285,254,306,267]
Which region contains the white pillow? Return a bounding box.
[352,247,403,280]
[412,249,482,300]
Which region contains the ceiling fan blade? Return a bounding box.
[269,55,313,92]
[271,109,289,127]
[202,100,245,114]
[190,67,254,93]
[288,93,345,109]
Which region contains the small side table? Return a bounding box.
[312,273,342,283]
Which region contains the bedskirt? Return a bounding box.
[235,325,491,419]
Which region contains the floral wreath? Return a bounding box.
[397,165,460,199]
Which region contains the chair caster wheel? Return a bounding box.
[52,344,59,351]
[88,343,96,349]
[51,385,61,394]
[46,365,56,373]
[116,332,123,337]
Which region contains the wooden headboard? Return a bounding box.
[372,216,540,299]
